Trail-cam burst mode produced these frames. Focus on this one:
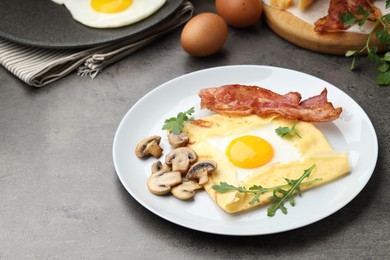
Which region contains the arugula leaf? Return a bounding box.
[267,165,315,216]
[212,164,320,217]
[212,182,242,193]
[162,107,195,134]
[275,121,301,138]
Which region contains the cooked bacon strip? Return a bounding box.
[199,84,342,122]
[348,0,382,19]
[314,0,382,33]
[315,0,350,32]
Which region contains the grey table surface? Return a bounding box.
[1,1,389,259]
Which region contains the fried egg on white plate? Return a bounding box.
[207,123,301,182]
[183,114,350,213]
[51,0,166,28]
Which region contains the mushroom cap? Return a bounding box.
[151,161,171,174]
[165,147,198,173]
[168,132,190,148]
[147,170,182,195]
[135,135,163,158]
[186,160,217,185]
[171,180,202,200]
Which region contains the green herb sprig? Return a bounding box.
[341,1,390,86]
[340,5,371,27]
[162,107,195,134]
[275,121,301,138]
[212,164,320,217]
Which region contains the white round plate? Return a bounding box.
[113,65,378,236]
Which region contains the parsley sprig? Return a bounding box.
[341,1,390,86]
[275,121,301,139]
[340,5,371,27]
[212,164,320,216]
[162,107,195,134]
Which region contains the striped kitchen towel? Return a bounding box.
[0,1,193,87]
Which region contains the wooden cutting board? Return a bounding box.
[263,3,385,55]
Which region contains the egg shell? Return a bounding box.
[216,0,263,28]
[180,13,228,57]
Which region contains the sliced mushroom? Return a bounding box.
[168,132,190,148]
[147,170,182,195]
[165,147,198,173]
[151,161,171,174]
[171,180,202,200]
[186,160,217,185]
[135,135,163,158]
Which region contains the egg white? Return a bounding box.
[207,124,301,182]
[52,0,166,28]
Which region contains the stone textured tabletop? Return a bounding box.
[1,1,389,259]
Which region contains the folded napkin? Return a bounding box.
[0,1,194,87]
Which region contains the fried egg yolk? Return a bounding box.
[226,135,274,169]
[91,0,133,13]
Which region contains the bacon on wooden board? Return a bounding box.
[198,84,342,122]
[314,0,382,33]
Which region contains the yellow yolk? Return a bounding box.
[91,0,133,13]
[226,135,274,169]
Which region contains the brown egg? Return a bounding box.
[216,0,263,28]
[180,13,228,57]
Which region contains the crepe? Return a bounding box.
[184,114,350,213]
